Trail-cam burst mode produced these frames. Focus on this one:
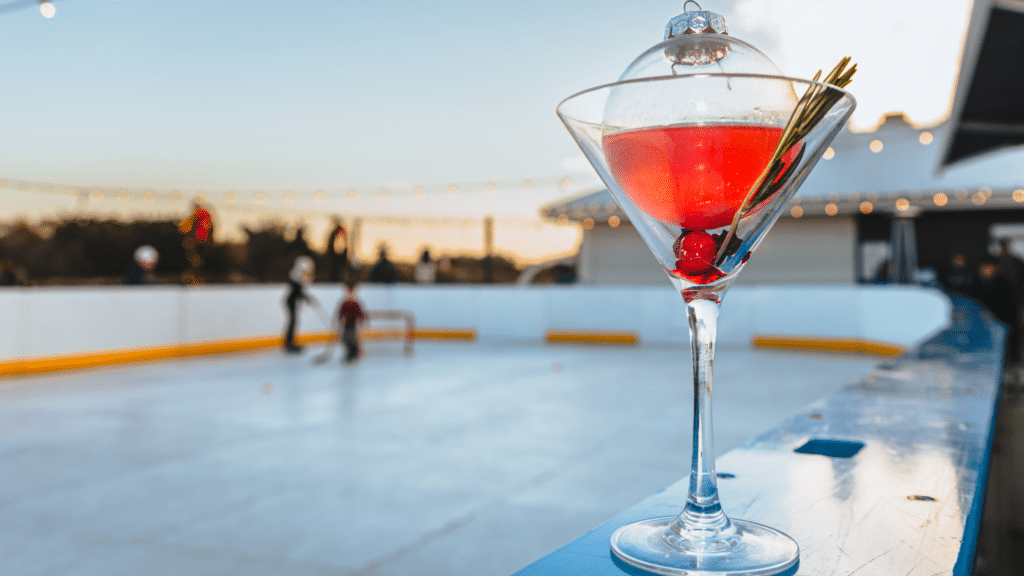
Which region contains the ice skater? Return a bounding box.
[123,245,159,285]
[283,255,321,353]
[337,282,366,363]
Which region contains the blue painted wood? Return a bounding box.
[514,296,1005,576]
[792,438,865,458]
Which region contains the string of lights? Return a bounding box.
[785,185,1024,219]
[0,0,60,18]
[0,174,590,233]
[0,174,580,206]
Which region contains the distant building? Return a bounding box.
[543,114,1024,285]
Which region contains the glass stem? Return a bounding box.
[672,298,732,538]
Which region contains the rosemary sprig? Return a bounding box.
[714,57,857,265]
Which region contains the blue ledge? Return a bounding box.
[514,296,1005,576]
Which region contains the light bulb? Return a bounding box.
[39,1,56,18]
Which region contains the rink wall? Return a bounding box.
[0,284,950,375]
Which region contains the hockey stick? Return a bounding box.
[311,301,338,365]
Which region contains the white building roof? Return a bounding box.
[795,113,1024,216]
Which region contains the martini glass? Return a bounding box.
[557,73,855,575]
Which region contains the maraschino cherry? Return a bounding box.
[674,230,717,275]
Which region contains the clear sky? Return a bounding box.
[0,0,975,261]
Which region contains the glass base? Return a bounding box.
[610,517,799,576]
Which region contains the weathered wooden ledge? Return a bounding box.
[514,296,1004,576]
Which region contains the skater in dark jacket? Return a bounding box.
[283,256,319,353]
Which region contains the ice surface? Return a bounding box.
[0,341,877,575]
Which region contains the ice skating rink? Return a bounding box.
[0,341,879,575]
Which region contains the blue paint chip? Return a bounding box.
[794,438,865,458]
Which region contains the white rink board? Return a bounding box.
[0,284,950,360]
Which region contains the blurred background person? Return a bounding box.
[996,239,1024,361]
[996,239,1024,309]
[996,239,1024,291]
[283,255,320,353]
[481,254,495,284]
[178,199,214,284]
[0,259,23,286]
[325,217,348,284]
[337,282,366,363]
[290,225,313,258]
[123,245,159,285]
[367,243,398,284]
[179,199,214,244]
[941,251,975,297]
[974,257,1019,362]
[414,247,436,284]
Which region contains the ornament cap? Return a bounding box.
[665,1,728,40]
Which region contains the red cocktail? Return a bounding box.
[604,124,784,230]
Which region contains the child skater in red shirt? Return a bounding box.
[337,282,366,363]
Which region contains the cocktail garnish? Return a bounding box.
[714,57,857,265]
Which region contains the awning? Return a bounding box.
[539,189,626,224]
[941,0,1024,167]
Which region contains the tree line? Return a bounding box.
[0,218,555,285]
